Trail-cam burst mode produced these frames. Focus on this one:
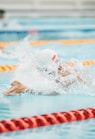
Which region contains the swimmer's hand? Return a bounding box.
[3,80,27,96]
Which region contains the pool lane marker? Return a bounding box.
[82,60,95,66]
[0,108,95,133]
[1,39,95,47]
[0,60,95,72]
[0,65,16,71]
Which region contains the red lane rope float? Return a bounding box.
[0,108,95,133]
[0,60,95,72]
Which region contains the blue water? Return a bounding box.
[1,17,95,41]
[0,42,95,139]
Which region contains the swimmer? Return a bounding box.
[3,49,89,96]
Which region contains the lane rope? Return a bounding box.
[0,60,95,72]
[0,65,16,71]
[0,39,95,47]
[0,108,95,133]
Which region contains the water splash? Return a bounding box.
[11,48,95,96]
[0,34,38,59]
[2,38,94,96]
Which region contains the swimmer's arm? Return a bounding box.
[3,80,27,96]
[65,62,87,83]
[56,74,87,87]
[3,80,59,96]
[57,69,86,87]
[76,75,86,83]
[56,77,76,87]
[58,63,87,84]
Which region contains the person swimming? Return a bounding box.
[3,49,92,96]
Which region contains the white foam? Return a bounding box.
[10,41,95,96]
[13,60,60,95]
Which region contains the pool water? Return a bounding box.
[1,17,95,41]
[0,42,95,139]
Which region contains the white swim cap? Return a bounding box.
[36,49,57,67]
